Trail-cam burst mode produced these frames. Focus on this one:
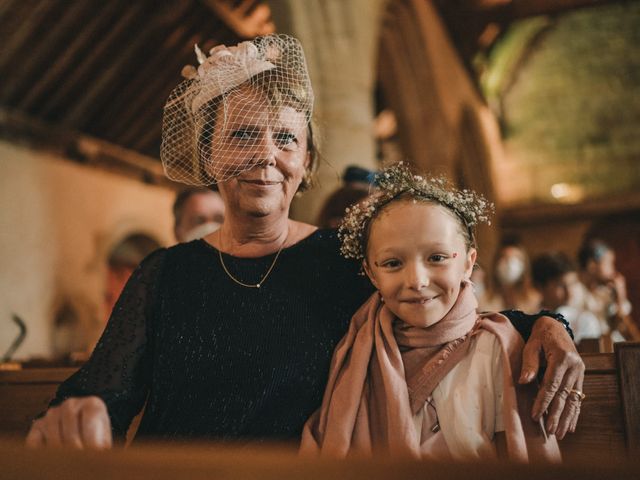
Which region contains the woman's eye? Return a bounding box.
[231,129,258,141]
[274,132,297,148]
[429,254,447,263]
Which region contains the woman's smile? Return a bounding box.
[239,179,282,187]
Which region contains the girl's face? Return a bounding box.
[212,87,310,218]
[364,200,476,328]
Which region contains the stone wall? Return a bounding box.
[488,3,640,205]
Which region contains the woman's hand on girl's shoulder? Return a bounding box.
[519,315,585,440]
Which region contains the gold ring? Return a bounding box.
[569,389,586,401]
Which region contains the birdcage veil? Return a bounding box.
[161,34,314,186]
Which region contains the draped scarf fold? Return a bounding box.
[300,283,560,462]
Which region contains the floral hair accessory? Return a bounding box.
[338,162,494,261]
[161,34,313,186]
[180,42,277,114]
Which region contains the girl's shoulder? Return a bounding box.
[470,329,504,359]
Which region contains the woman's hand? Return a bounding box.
[25,396,112,449]
[519,315,585,440]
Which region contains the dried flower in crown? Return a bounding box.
[338,162,495,261]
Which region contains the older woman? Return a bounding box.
[27,35,583,450]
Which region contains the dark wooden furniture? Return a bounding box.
[558,342,640,461]
[1,437,640,480]
[0,367,77,437]
[2,343,639,460]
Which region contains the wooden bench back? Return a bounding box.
[2,343,639,459]
[559,342,640,461]
[0,367,76,437]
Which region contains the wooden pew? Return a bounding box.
[558,342,640,461]
[0,367,77,437]
[0,366,141,443]
[2,343,639,460]
[0,437,638,480]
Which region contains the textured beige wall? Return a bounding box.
[0,141,175,359]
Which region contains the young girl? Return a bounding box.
[301,163,561,462]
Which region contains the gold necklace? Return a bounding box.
[218,235,287,289]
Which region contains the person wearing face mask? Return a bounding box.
[531,252,601,347]
[480,238,541,314]
[573,239,639,344]
[173,187,225,243]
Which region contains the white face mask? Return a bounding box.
[182,222,221,242]
[496,256,525,286]
[472,279,486,298]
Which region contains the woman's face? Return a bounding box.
[364,201,476,328]
[211,87,310,218]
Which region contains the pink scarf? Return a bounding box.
[301,283,560,461]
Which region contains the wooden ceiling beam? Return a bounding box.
[0,0,26,26]
[38,1,145,119]
[109,30,203,143]
[19,0,125,113]
[1,0,94,104]
[92,32,191,141]
[103,6,221,142]
[116,33,209,148]
[63,2,193,128]
[0,108,178,188]
[0,0,58,76]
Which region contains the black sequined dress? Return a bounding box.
[52,230,372,442]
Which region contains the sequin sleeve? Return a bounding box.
[49,248,167,439]
[501,309,574,341]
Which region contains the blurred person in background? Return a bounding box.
[173,187,225,243]
[316,165,376,229]
[575,239,639,343]
[532,252,601,347]
[480,237,541,313]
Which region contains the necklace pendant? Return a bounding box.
[218,234,286,290]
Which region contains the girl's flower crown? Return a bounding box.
[338,162,495,261]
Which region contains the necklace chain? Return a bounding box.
[218,235,286,289]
